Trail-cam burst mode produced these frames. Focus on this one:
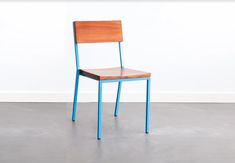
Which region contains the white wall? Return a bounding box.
[0,2,235,102]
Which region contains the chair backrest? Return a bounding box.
[73,20,123,43]
[73,20,124,70]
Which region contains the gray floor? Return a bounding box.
[0,103,235,163]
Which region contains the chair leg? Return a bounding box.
[114,82,122,117]
[72,70,79,121]
[145,78,151,133]
[97,81,103,140]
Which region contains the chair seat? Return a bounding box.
[80,67,151,80]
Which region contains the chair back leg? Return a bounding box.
[72,71,80,121]
[114,81,122,117]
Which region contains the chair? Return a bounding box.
[72,20,151,140]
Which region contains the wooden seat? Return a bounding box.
[80,67,151,80]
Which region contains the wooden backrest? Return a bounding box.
[73,20,123,43]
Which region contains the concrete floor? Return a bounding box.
[0,102,235,163]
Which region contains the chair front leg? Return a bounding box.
[114,81,122,117]
[97,80,103,140]
[145,78,151,133]
[72,70,80,121]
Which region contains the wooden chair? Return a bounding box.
[72,20,151,139]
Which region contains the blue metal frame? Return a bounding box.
[72,43,80,121]
[100,77,149,83]
[114,82,122,117]
[72,39,151,140]
[74,43,80,70]
[97,81,103,139]
[118,42,123,68]
[114,42,123,117]
[146,78,151,133]
[72,70,79,121]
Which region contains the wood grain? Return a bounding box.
[80,67,151,80]
[73,21,123,43]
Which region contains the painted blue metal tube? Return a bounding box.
[72,70,79,121]
[100,77,150,83]
[72,42,80,121]
[114,82,122,117]
[118,42,123,68]
[97,81,103,139]
[80,74,149,83]
[74,43,80,70]
[114,42,123,117]
[145,78,151,133]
